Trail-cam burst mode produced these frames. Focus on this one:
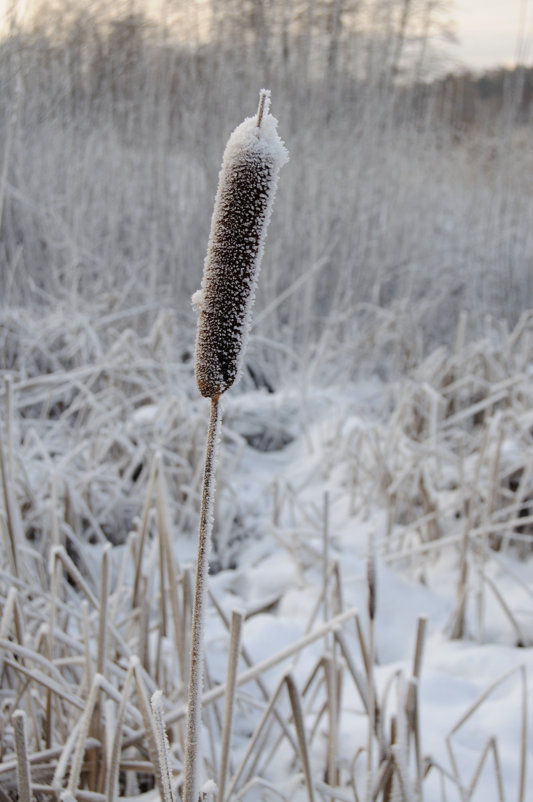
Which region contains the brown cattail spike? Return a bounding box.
[193,90,288,399]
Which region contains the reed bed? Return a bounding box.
[0,297,530,801]
[2,12,533,380]
[0,17,532,795]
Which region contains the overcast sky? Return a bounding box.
[452,0,532,71]
[2,1,533,74]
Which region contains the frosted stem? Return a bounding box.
[183,396,221,802]
[285,674,316,802]
[256,88,271,127]
[218,609,244,802]
[151,690,176,802]
[97,543,111,678]
[13,710,32,802]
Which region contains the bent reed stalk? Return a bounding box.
[183,90,288,802]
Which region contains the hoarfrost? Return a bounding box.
[194,98,289,398]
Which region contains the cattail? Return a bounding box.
[184,92,288,802]
[193,89,288,399]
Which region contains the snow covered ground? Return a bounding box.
[0,306,532,800]
[199,379,533,801]
[2,9,533,798]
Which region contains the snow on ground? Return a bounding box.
[191,379,533,801]
[2,307,532,799]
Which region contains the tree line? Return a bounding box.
[1,0,530,134]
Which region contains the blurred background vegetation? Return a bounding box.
[1,0,532,384]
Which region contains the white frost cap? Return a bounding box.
[193,89,289,399]
[219,89,289,179]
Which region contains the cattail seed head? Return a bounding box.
[193,90,288,399]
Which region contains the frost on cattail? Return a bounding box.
[193,90,289,399]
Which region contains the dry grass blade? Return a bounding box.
[151,690,176,802]
[439,389,511,430]
[448,426,489,640]
[354,612,371,680]
[208,588,299,754]
[53,545,134,665]
[322,491,331,626]
[133,654,171,802]
[156,454,187,685]
[0,426,20,576]
[324,653,340,791]
[446,664,528,801]
[67,674,105,793]
[334,630,369,713]
[284,673,316,802]
[479,569,528,646]
[0,586,25,679]
[448,664,525,738]
[218,609,244,802]
[2,651,85,711]
[157,607,359,735]
[53,719,84,790]
[390,743,417,802]
[518,664,528,802]
[52,546,99,610]
[376,756,397,802]
[97,544,111,677]
[466,737,505,801]
[131,456,159,610]
[406,616,427,796]
[250,656,328,784]
[224,674,287,801]
[13,709,32,802]
[365,540,377,802]
[104,658,136,802]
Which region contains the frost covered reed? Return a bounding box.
[193,88,289,399]
[184,90,288,802]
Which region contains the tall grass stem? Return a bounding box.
[218,608,244,802]
[183,396,221,802]
[13,710,32,802]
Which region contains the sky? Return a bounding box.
[1,0,533,74]
[452,0,533,71]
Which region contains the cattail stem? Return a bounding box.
[186,92,286,798]
[183,396,221,802]
[256,88,270,127]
